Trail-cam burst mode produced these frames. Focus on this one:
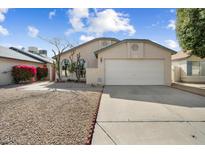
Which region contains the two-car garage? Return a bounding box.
[93,39,176,86]
[105,59,165,85]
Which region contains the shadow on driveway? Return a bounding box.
[103,85,205,108]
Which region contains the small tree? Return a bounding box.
[61,59,69,77]
[176,9,205,58]
[67,51,86,82]
[39,37,73,81]
[75,53,84,81]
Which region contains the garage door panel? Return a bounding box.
[105,59,164,85]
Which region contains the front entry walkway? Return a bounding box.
[92,86,205,144]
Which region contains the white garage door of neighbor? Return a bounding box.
[105,59,165,85]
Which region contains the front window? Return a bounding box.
[187,61,205,76]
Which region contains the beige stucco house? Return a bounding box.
[172,51,205,83]
[59,37,176,86]
[0,46,54,86]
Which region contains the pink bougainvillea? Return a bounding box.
[12,65,37,83]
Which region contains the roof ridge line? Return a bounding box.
[94,39,177,56]
[57,37,120,57]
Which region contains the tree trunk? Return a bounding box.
[57,57,61,81]
[75,68,80,82]
[65,66,68,77]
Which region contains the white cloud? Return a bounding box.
[68,8,89,32]
[80,35,95,42]
[15,45,24,49]
[0,25,9,36]
[64,29,75,36]
[49,10,56,19]
[165,40,178,49]
[0,8,8,23]
[170,9,175,13]
[0,8,8,14]
[27,26,39,38]
[152,40,158,43]
[0,13,6,22]
[167,19,176,30]
[88,9,135,36]
[66,8,136,38]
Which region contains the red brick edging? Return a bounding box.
[84,86,104,145]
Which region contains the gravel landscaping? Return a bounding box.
[0,83,102,144]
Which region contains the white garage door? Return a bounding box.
[105,59,165,85]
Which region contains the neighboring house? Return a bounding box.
[172,51,205,83]
[0,45,54,86]
[59,37,176,86]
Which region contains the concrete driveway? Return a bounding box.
[92,86,205,144]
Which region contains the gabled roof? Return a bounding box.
[0,45,43,63]
[94,39,177,57]
[59,37,119,56]
[10,47,53,64]
[172,51,191,61]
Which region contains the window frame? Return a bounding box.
[187,61,205,76]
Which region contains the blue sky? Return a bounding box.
[0,8,179,57]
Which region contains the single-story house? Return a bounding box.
[59,37,176,86]
[0,45,54,86]
[172,51,205,83]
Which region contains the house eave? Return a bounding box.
[94,39,177,57]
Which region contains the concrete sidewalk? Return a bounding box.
[92,86,205,145]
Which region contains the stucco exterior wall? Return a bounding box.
[46,63,54,81]
[95,41,172,85]
[59,39,117,80]
[0,57,44,85]
[172,66,181,82]
[86,68,100,84]
[172,60,187,82]
[172,56,205,83]
[60,39,117,68]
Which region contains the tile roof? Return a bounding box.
[172,51,191,60]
